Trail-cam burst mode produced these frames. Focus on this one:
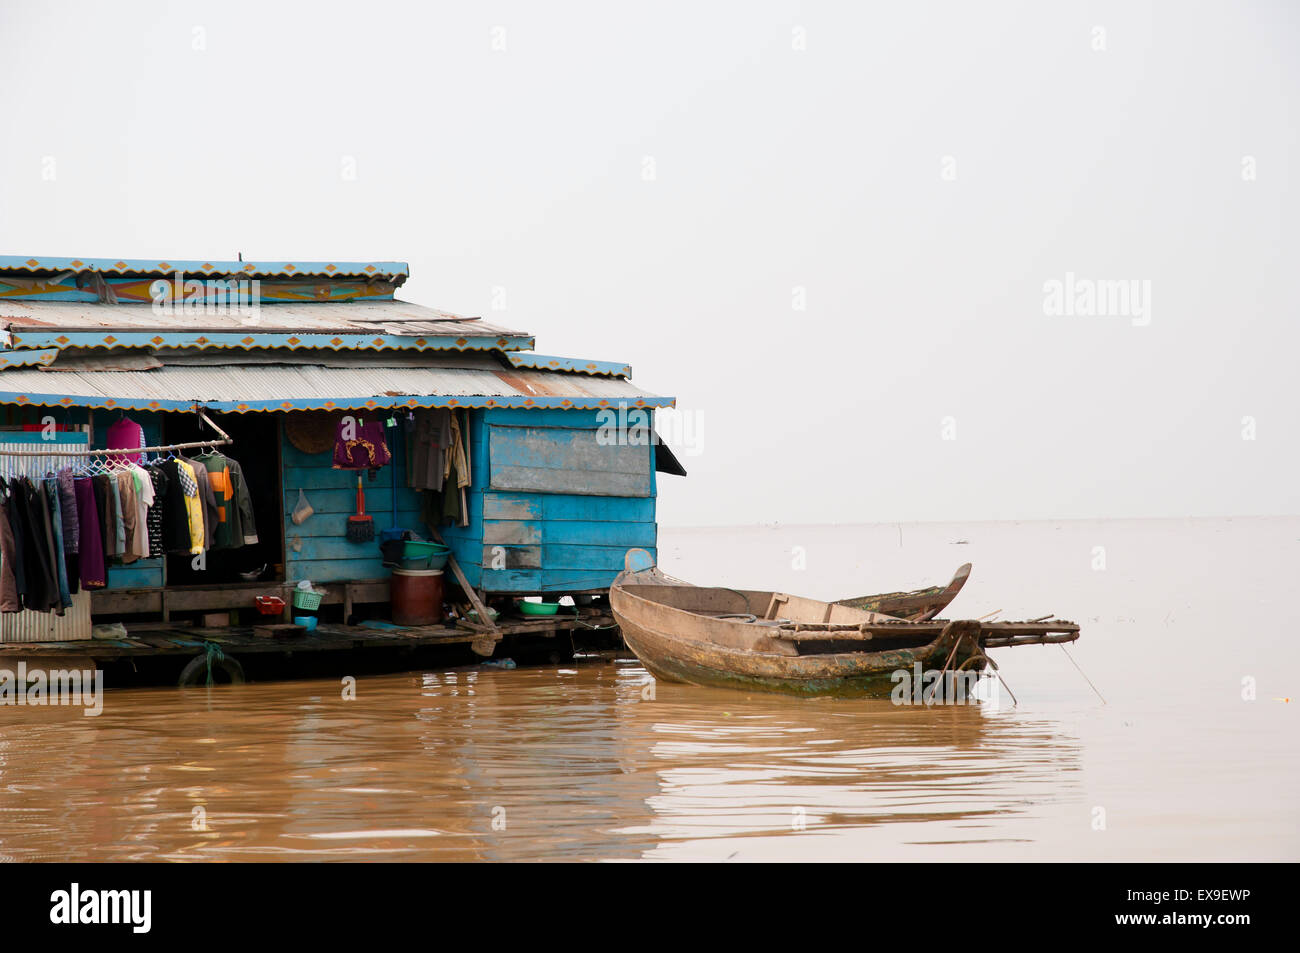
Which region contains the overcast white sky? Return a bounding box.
[2,1,1296,526]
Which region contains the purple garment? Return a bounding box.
[106,417,145,465]
[332,419,392,470]
[74,477,106,590]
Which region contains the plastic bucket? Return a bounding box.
[390,568,444,626]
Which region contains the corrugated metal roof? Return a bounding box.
[0,255,408,281]
[0,351,672,413]
[505,352,631,378]
[0,300,524,337]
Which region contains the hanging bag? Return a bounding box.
[291,488,314,525]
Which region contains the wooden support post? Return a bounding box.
[427,527,499,646]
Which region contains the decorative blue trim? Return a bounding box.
[0,255,408,280]
[505,352,631,378]
[0,392,676,414]
[7,330,535,353]
[0,347,59,368]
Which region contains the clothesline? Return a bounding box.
[0,409,232,458]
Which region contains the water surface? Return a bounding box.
[1,517,1295,861]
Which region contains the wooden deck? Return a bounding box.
[0,609,618,681]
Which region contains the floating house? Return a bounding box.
[0,255,679,656]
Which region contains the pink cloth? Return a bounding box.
[106,418,145,465]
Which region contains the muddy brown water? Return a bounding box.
[0,517,1295,861]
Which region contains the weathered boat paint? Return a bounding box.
[837,563,972,621]
[610,553,987,698]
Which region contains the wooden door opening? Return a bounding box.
[162,411,284,585]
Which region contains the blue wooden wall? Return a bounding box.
[282,419,422,584]
[441,408,658,593]
[1,403,660,597]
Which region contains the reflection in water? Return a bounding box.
[0,661,1082,862]
[2,516,1297,861]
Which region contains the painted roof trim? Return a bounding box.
[6,329,535,353]
[0,391,675,414]
[0,255,408,281]
[0,348,59,369]
[505,352,631,378]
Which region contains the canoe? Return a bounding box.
[610,549,1079,698]
[837,563,971,620]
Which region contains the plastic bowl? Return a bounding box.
[403,540,451,571]
[293,615,319,632]
[517,600,560,616]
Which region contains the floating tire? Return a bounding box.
[177,652,246,687]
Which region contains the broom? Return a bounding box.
[347,475,375,542]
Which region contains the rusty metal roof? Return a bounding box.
[0,301,534,352]
[0,350,671,413]
[0,255,408,281]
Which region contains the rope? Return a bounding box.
[1059,643,1107,705]
[203,641,225,687]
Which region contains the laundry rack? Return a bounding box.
[0,407,232,644]
[0,407,232,471]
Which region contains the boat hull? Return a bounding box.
[613,595,984,698]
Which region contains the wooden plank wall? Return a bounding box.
[441,408,658,594]
[0,405,167,592]
[281,418,422,584]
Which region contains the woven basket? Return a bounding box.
[284,410,341,456]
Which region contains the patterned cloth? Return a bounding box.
[332,419,392,470]
[146,467,168,558]
[176,460,204,554]
[56,468,78,555]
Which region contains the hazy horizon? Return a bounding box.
[2,1,1296,526]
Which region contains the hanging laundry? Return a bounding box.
[106,415,146,466]
[179,455,217,552]
[175,459,204,555]
[226,458,258,546]
[128,464,153,559]
[114,469,139,565]
[56,468,79,596]
[159,460,194,554]
[332,417,392,470]
[5,480,28,605]
[109,470,127,558]
[197,452,237,549]
[196,452,258,549]
[73,476,106,590]
[42,479,73,609]
[18,478,61,613]
[0,484,19,612]
[92,473,113,558]
[145,465,168,559]
[56,469,78,555]
[407,408,451,490]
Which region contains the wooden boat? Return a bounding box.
[837,563,971,620]
[610,549,1079,698]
